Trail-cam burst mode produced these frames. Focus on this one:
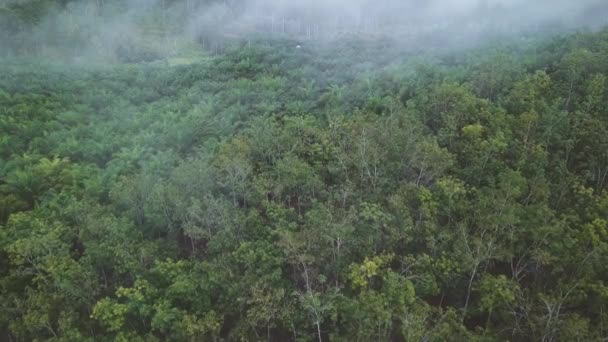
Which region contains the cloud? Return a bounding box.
[2,0,607,61]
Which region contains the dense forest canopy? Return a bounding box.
[2,0,608,341]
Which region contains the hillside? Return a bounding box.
[1,6,608,341]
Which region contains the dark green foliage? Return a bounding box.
[2,25,608,341]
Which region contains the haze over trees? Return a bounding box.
[2,0,607,60]
[1,0,608,341]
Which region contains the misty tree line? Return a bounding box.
[4,0,605,61]
[2,24,608,340]
[0,0,396,59]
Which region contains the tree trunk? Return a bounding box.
[463,263,478,320]
[316,320,322,342]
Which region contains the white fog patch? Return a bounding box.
[1,0,607,61]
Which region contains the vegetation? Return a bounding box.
[2,3,608,340]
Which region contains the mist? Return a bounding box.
[4,0,608,341]
[1,0,607,62]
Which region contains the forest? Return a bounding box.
[2,0,608,341]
